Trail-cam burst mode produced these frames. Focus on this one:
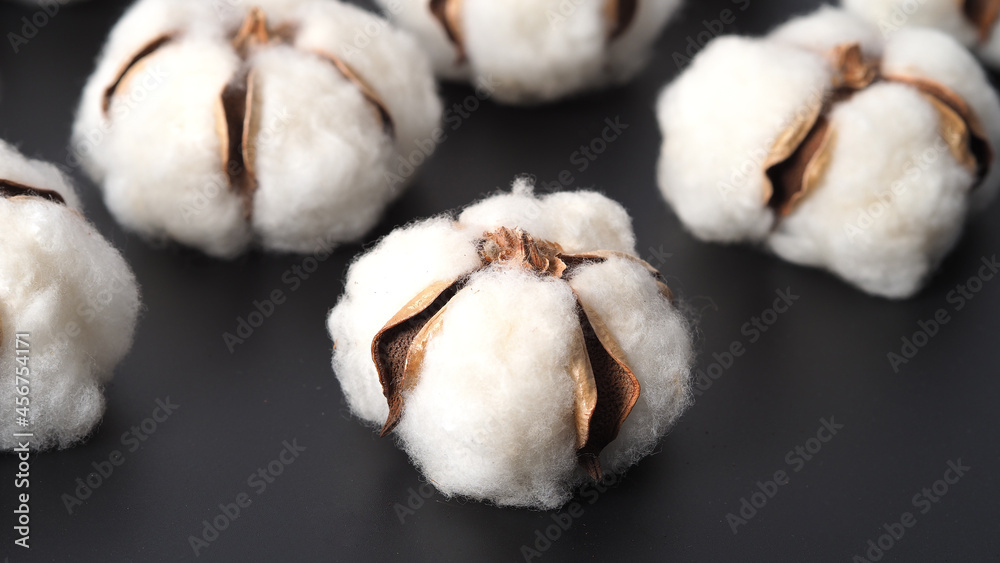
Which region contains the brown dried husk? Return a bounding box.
[0,179,67,206]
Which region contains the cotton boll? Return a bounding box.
[879,28,1000,210]
[375,0,682,104]
[657,7,1000,298]
[328,181,694,508]
[461,0,606,104]
[657,37,831,243]
[0,141,140,451]
[74,0,442,258]
[768,84,972,299]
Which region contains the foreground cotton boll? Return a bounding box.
[375,0,682,104]
[657,7,1000,299]
[328,179,693,509]
[842,0,1000,70]
[0,141,140,451]
[73,0,442,258]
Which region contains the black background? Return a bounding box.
[1,0,999,561]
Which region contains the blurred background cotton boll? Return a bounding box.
[72,0,442,257]
[377,0,683,104]
[657,7,1000,298]
[0,139,140,451]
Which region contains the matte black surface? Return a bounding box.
[1,1,999,561]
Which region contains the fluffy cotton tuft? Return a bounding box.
[657,7,1000,299]
[0,140,140,451]
[73,0,442,258]
[842,0,1000,69]
[328,179,693,509]
[375,0,682,104]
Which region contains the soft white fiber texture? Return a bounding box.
[73,0,442,258]
[842,0,1000,69]
[0,140,140,451]
[375,0,682,104]
[328,180,693,508]
[657,7,1000,299]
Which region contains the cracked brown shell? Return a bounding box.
[763,42,993,219]
[0,179,67,206]
[370,226,673,480]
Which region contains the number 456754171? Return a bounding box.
[14,333,30,411]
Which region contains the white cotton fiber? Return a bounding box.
[73,0,442,258]
[656,7,1000,299]
[0,140,140,451]
[328,179,693,509]
[842,0,1000,69]
[375,0,682,104]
